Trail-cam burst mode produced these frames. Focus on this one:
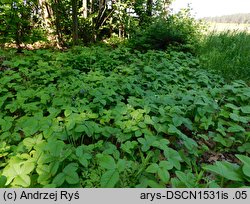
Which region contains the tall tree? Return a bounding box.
[82,0,87,18]
[51,0,64,46]
[0,0,39,51]
[39,0,53,34]
[72,0,79,45]
[146,0,152,17]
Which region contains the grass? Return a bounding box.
[196,31,250,83]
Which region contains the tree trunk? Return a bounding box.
[39,0,53,33]
[146,0,153,17]
[82,0,87,18]
[89,0,93,14]
[11,3,22,52]
[96,0,106,28]
[15,24,22,53]
[72,0,79,45]
[99,0,104,10]
[53,0,63,47]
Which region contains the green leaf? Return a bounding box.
[144,115,154,125]
[235,155,250,178]
[99,155,116,170]
[62,163,79,184]
[175,171,196,188]
[3,164,20,185]
[227,125,245,132]
[164,147,182,170]
[168,124,180,135]
[52,173,65,187]
[2,161,35,186]
[0,118,12,131]
[159,161,174,170]
[44,184,57,188]
[225,103,240,110]
[152,139,169,151]
[117,159,126,172]
[182,137,198,151]
[238,143,250,154]
[75,124,86,133]
[241,106,250,114]
[49,162,60,176]
[78,157,88,167]
[46,140,65,157]
[229,113,248,123]
[66,119,76,131]
[157,168,170,183]
[214,134,233,147]
[36,165,51,185]
[65,171,79,184]
[203,161,243,181]
[135,130,143,137]
[208,181,221,188]
[84,121,95,136]
[0,175,7,187]
[147,180,165,188]
[172,115,183,127]
[138,135,157,152]
[13,175,30,187]
[63,163,78,173]
[21,162,35,175]
[64,109,72,117]
[23,134,43,151]
[21,118,39,136]
[100,170,119,187]
[146,163,159,173]
[23,138,35,150]
[121,141,138,154]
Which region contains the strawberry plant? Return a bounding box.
[0,46,249,187]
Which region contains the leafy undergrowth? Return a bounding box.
[0,46,250,188]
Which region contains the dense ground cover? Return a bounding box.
[0,46,250,187]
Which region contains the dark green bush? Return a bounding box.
[0,1,46,51]
[128,10,204,52]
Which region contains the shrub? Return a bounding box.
[128,10,204,52]
[0,1,45,51]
